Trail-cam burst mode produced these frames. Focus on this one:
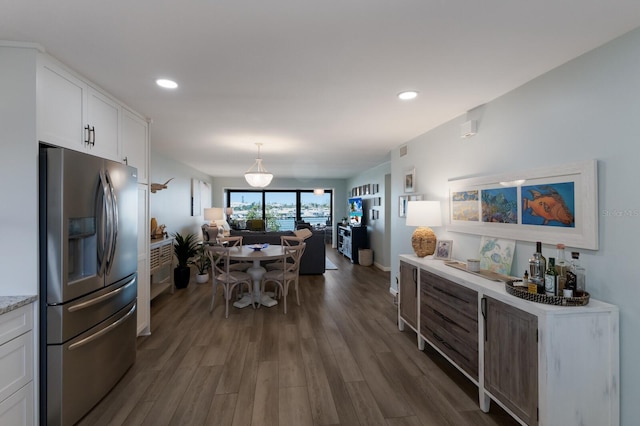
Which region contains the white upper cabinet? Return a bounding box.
[37,55,120,162]
[121,108,149,184]
[86,86,120,161]
[37,58,85,151]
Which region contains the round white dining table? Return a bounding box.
[226,244,286,308]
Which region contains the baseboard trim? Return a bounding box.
[374,262,391,272]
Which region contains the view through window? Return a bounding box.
[227,190,332,231]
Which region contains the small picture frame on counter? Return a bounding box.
[434,239,453,260]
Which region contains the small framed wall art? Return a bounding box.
[398,195,408,217]
[404,167,416,193]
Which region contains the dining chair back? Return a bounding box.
[265,235,304,271]
[218,236,251,271]
[260,242,306,314]
[207,245,254,318]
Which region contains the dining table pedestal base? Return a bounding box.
[232,261,279,308]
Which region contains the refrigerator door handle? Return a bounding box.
[67,277,136,313]
[68,303,136,351]
[104,170,119,274]
[97,170,110,277]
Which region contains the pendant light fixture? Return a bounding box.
[244,143,273,188]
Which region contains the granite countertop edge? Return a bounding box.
[0,295,38,316]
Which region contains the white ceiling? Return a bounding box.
[3,1,640,180]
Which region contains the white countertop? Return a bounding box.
[0,295,37,316]
[399,254,617,315]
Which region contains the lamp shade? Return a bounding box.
[204,207,223,223]
[406,201,442,227]
[406,201,442,257]
[225,207,233,216]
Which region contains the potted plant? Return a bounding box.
[172,232,198,288]
[191,244,211,284]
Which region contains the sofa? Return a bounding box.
[229,229,326,274]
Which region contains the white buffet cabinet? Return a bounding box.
[398,254,619,426]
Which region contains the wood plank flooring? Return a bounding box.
[78,247,519,426]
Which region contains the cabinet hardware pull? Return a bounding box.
[481,297,488,341]
[434,310,454,324]
[90,126,96,145]
[84,125,91,144]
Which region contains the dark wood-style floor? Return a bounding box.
[79,247,518,426]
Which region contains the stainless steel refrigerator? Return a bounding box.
[39,145,138,426]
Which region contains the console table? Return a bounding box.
[150,237,174,300]
[398,254,619,426]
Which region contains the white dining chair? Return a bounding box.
[265,235,304,272]
[218,236,251,272]
[207,245,254,318]
[260,243,306,314]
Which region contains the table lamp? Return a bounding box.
[406,200,442,257]
[204,207,223,237]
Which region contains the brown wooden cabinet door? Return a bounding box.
[399,261,418,328]
[483,296,538,425]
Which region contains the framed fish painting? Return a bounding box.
[447,160,598,249]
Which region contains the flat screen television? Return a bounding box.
[348,197,363,226]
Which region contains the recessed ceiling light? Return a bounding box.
[156,79,178,89]
[398,91,418,100]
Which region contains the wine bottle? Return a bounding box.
[545,257,558,296]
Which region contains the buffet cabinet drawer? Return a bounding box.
[421,318,478,380]
[420,270,477,321]
[420,269,479,380]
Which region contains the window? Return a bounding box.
[227,189,332,231]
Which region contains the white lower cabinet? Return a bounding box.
[398,255,619,426]
[0,304,34,425]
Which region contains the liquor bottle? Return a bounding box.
[525,270,537,294]
[569,252,586,296]
[529,241,546,294]
[555,243,568,295]
[545,257,558,296]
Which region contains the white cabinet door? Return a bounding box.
[37,59,86,151]
[122,108,149,184]
[38,55,120,161]
[86,86,120,161]
[0,383,33,426]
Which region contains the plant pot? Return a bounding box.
[196,272,209,284]
[174,266,191,289]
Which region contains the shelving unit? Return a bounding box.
[150,237,174,300]
[337,225,367,263]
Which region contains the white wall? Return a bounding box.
[0,45,38,295]
[348,161,392,269]
[390,27,640,425]
[149,151,214,239]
